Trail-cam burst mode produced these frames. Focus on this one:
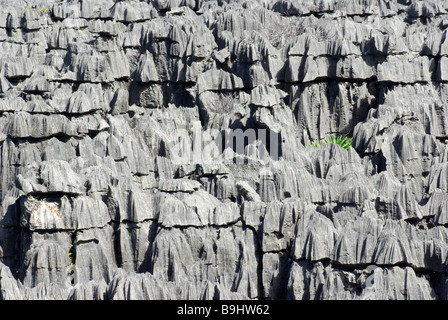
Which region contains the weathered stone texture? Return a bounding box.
[1,0,448,300]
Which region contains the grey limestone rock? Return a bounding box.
[68,279,108,300]
[2,0,448,301]
[0,261,24,300]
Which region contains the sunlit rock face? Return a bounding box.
[1,0,448,300]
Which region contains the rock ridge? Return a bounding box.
[1,0,448,300]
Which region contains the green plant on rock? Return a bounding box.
[28,193,42,200]
[39,8,51,16]
[24,6,51,16]
[67,229,78,284]
[310,135,353,150]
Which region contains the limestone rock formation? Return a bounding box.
[1,0,448,301]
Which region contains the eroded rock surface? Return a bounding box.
[1,0,448,300]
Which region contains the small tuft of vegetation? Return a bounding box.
[24,6,51,16]
[310,135,353,150]
[67,229,78,284]
[39,8,51,16]
[210,93,237,114]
